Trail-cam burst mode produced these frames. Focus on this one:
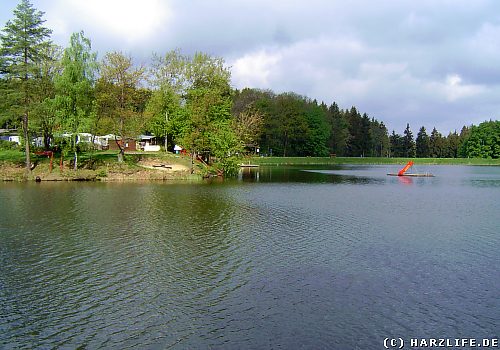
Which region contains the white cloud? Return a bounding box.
[45,0,171,44]
[426,74,486,102]
[231,50,282,88]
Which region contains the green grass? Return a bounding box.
[250,156,500,166]
[0,150,26,163]
[0,149,197,181]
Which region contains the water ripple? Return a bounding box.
[1,176,499,348]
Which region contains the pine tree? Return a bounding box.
[429,127,443,158]
[0,0,52,173]
[328,102,349,156]
[389,130,404,157]
[403,123,416,157]
[416,126,430,158]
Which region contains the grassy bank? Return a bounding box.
[250,156,500,166]
[0,150,202,182]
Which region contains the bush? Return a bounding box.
[0,139,19,150]
[215,156,241,177]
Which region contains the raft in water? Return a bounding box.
[387,173,434,177]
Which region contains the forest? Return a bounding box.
[1,0,499,175]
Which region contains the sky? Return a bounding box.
[1,0,500,134]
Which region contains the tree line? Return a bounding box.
[1,0,498,175]
[232,88,499,159]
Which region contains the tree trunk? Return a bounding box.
[23,113,31,174]
[74,150,78,170]
[115,137,124,163]
[283,133,288,157]
[190,151,194,174]
[73,136,78,170]
[117,150,124,163]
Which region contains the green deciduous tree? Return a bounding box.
[0,0,52,173]
[460,120,500,159]
[303,100,330,156]
[370,119,389,157]
[98,51,145,162]
[54,31,97,169]
[183,52,237,163]
[146,50,189,151]
[31,44,62,149]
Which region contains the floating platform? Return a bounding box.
[387,173,434,177]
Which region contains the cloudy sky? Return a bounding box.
[1,0,499,133]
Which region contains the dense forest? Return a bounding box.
[1,0,499,175]
[232,88,500,159]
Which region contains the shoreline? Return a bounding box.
[0,151,202,182]
[251,156,500,166]
[1,154,499,182]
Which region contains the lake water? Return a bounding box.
[1,165,499,349]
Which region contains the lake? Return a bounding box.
[1,165,499,349]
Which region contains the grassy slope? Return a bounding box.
[0,150,200,181]
[250,156,500,166]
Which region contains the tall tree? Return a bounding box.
[31,44,62,150]
[457,125,471,157]
[54,31,97,169]
[415,126,430,158]
[403,123,416,157]
[0,0,52,173]
[347,106,362,156]
[389,130,404,157]
[370,119,389,157]
[99,51,145,162]
[146,50,188,151]
[429,127,444,158]
[460,120,500,159]
[328,102,349,156]
[445,131,460,158]
[359,113,372,156]
[303,100,330,156]
[183,52,240,172]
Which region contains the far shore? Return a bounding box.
[251,156,500,166]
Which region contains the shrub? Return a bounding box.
[0,139,19,150]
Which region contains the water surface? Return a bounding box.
[1,165,499,349]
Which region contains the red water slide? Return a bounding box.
[398,161,414,176]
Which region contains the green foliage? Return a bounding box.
[416,126,430,158]
[303,101,330,157]
[328,102,349,156]
[0,0,52,171]
[214,156,241,177]
[53,31,97,168]
[1,3,497,168]
[460,120,500,159]
[389,131,405,157]
[0,139,19,150]
[403,123,416,158]
[30,44,62,134]
[429,127,444,158]
[370,120,389,157]
[97,51,145,161]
